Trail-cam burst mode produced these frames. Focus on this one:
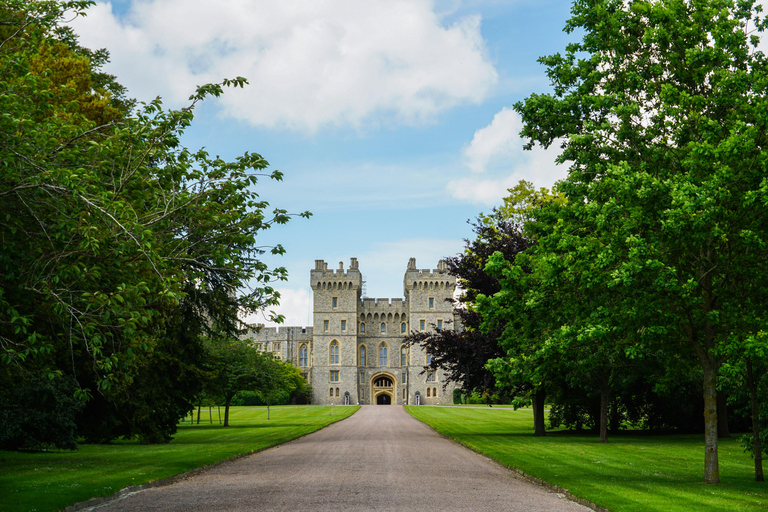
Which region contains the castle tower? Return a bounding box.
[310,258,362,404]
[403,258,456,405]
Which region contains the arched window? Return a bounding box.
[299,344,308,367]
[401,346,407,366]
[330,340,339,364]
[360,322,365,333]
[379,343,388,366]
[359,345,366,366]
[427,388,431,397]
[381,322,386,333]
[401,322,406,333]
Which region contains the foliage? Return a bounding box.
[486,0,768,483]
[204,337,274,426]
[404,210,529,394]
[0,0,309,445]
[0,371,82,450]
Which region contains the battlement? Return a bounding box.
[248,326,313,342]
[403,258,454,290]
[361,297,406,309]
[310,258,362,288]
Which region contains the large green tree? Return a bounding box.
[0,0,308,446]
[508,0,768,483]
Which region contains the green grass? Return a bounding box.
[407,406,767,512]
[0,405,357,512]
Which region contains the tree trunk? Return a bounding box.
[223,395,232,427]
[599,377,611,443]
[196,400,202,425]
[702,360,720,484]
[209,405,212,424]
[532,388,546,436]
[747,360,764,482]
[717,390,731,439]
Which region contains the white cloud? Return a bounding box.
[448,107,566,205]
[240,287,312,328]
[71,0,498,131]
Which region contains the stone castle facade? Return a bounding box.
[249,257,458,405]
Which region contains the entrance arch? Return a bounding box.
[371,372,395,406]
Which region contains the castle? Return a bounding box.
[249,257,458,405]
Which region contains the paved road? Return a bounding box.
[91,406,590,512]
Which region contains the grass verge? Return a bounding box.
[0,405,358,512]
[406,406,767,512]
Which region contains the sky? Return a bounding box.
[69,0,579,326]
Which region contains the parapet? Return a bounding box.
[248,326,313,342]
[311,258,363,288]
[361,297,406,310]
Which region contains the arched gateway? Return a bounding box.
[371,373,395,405]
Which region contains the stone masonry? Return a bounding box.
[248,257,458,405]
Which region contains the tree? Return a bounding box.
[405,211,530,397]
[205,337,275,427]
[512,0,768,483]
[257,359,311,419]
[0,0,309,444]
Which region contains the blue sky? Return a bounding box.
[70,0,578,326]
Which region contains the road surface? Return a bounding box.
[89,405,591,512]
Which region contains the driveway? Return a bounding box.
[90,405,591,511]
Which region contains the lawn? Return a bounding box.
[0,405,358,512]
[407,406,767,512]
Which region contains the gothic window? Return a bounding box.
[401,373,406,384]
[401,346,407,366]
[381,322,386,333]
[299,344,308,367]
[360,372,365,384]
[420,319,425,331]
[330,388,334,396]
[379,343,388,366]
[341,320,346,331]
[330,341,339,364]
[427,388,431,397]
[360,322,365,333]
[429,297,434,309]
[332,297,338,308]
[336,387,340,397]
[401,322,406,333]
[324,320,329,331]
[359,345,366,366]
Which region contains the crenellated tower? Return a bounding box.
[310,258,362,404]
